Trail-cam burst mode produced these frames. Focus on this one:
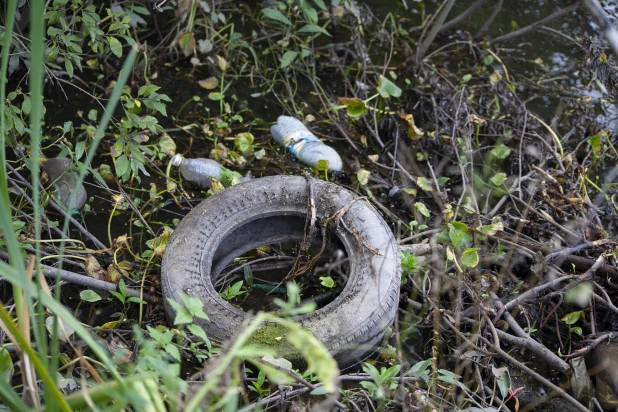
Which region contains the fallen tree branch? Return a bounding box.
[491,293,570,375]
[482,322,588,412]
[0,251,156,302]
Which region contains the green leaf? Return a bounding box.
[436,176,450,185]
[180,294,209,320]
[479,221,504,236]
[461,248,480,268]
[416,177,432,192]
[319,276,335,288]
[110,141,123,157]
[234,132,255,154]
[362,363,382,384]
[414,202,430,218]
[280,50,298,68]
[561,310,584,325]
[75,141,86,160]
[0,348,13,384]
[338,97,366,118]
[88,109,98,121]
[65,59,74,78]
[261,8,292,25]
[437,369,460,384]
[462,74,472,83]
[187,323,209,342]
[492,366,510,399]
[356,169,370,186]
[178,32,196,57]
[483,55,494,66]
[310,386,330,395]
[490,172,507,186]
[107,36,122,58]
[382,364,401,381]
[208,92,225,101]
[377,75,402,98]
[21,95,31,116]
[490,144,511,159]
[449,222,473,248]
[80,290,102,302]
[311,0,327,10]
[297,24,331,36]
[158,134,176,157]
[115,154,130,178]
[138,84,160,97]
[408,358,432,382]
[254,148,265,160]
[167,299,193,325]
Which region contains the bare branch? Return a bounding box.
[439,0,487,34]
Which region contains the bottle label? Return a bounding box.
[283,130,320,157]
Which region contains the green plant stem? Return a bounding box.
[139,252,157,323]
[108,202,119,248]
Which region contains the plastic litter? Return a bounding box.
[270,116,343,171]
[171,154,221,189]
[42,157,87,217]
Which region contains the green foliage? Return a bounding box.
[360,363,400,400]
[248,369,271,399]
[319,276,335,288]
[273,281,316,317]
[8,2,136,79]
[408,358,432,382]
[219,280,246,301]
[377,75,402,98]
[400,250,422,283]
[79,289,102,302]
[110,279,145,306]
[109,85,171,183]
[168,294,210,325]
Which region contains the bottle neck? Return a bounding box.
[284,130,320,156]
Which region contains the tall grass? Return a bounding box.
[0,0,140,408]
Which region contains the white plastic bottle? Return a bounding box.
[270,116,343,171]
[171,154,221,189]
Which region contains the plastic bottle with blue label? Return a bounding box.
[270,116,343,172]
[172,154,221,189]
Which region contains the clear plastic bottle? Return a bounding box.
[42,157,87,217]
[270,116,343,171]
[171,154,221,189]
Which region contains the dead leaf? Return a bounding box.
[400,113,424,139]
[468,114,486,125]
[107,261,132,283]
[198,77,219,90]
[84,255,106,281]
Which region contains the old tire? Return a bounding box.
[161,175,400,368]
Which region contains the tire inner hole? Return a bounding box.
[209,215,350,312]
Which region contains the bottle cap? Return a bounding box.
[171,154,184,167]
